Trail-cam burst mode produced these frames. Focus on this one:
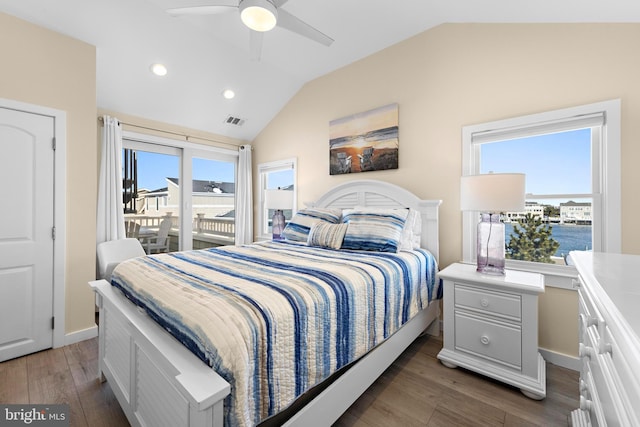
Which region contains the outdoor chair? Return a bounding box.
[143,218,172,254]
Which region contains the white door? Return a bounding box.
[0,107,55,362]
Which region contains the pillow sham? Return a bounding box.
[282,207,342,243]
[341,208,408,253]
[399,208,422,251]
[307,222,349,250]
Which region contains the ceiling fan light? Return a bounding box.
[240,0,277,32]
[150,63,168,76]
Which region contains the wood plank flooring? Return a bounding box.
[0,334,578,426]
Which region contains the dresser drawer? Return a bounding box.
[454,311,522,369]
[602,325,640,426]
[455,283,521,321]
[582,325,635,427]
[578,281,606,339]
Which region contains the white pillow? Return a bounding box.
[399,208,422,251]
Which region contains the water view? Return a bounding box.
[505,223,592,257]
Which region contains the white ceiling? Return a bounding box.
[2,0,640,141]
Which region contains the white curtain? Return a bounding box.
[235,144,253,244]
[96,115,125,245]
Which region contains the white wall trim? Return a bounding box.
[64,325,98,346]
[539,347,580,372]
[0,97,67,350]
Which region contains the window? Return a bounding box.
[258,158,296,240]
[462,100,621,274]
[122,132,238,252]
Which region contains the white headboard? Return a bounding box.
[307,180,442,263]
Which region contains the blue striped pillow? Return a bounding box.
[282,208,342,243]
[341,208,409,253]
[307,222,349,249]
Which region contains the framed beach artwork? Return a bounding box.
[329,103,399,175]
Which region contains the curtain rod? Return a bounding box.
[98,116,244,148]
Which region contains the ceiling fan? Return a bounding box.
[167,0,334,61]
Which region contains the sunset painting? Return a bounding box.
[329,103,399,175]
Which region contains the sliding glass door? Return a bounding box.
[123,133,238,252]
[122,144,181,253]
[190,155,236,249]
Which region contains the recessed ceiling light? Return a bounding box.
[150,63,168,77]
[222,89,235,99]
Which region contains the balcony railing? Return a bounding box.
[124,213,235,250]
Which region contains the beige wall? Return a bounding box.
[0,13,246,338]
[253,23,640,358]
[1,13,98,334]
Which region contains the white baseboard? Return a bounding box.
[63,324,98,346]
[539,347,580,371]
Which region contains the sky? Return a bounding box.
[132,151,293,191]
[480,128,591,203]
[133,152,236,191]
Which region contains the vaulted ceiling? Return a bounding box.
[2,0,640,141]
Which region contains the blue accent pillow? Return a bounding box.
[282,207,342,243]
[341,208,409,253]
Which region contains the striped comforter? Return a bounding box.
[111,241,439,426]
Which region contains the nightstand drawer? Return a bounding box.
[455,284,521,321]
[455,311,522,369]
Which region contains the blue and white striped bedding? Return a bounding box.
[110,240,439,427]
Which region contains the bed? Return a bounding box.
[90,179,442,427]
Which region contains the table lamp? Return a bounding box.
[265,188,293,240]
[460,173,525,275]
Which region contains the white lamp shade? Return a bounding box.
[265,189,293,209]
[240,0,278,32]
[460,173,525,212]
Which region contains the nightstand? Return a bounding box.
[437,262,546,399]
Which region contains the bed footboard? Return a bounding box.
[90,280,230,427]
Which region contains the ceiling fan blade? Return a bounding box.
[167,4,237,16]
[276,9,334,47]
[249,30,264,61]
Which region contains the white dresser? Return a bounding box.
[437,263,546,399]
[570,251,640,427]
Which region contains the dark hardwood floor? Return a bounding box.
[0,334,578,426]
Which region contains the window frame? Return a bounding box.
[122,131,239,251]
[257,158,297,241]
[462,100,621,280]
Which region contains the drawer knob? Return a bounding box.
[599,342,612,355]
[579,343,593,359]
[480,298,490,308]
[579,314,598,327]
[580,396,593,411]
[579,379,587,393]
[480,335,490,345]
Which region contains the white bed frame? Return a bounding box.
[90,179,442,427]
